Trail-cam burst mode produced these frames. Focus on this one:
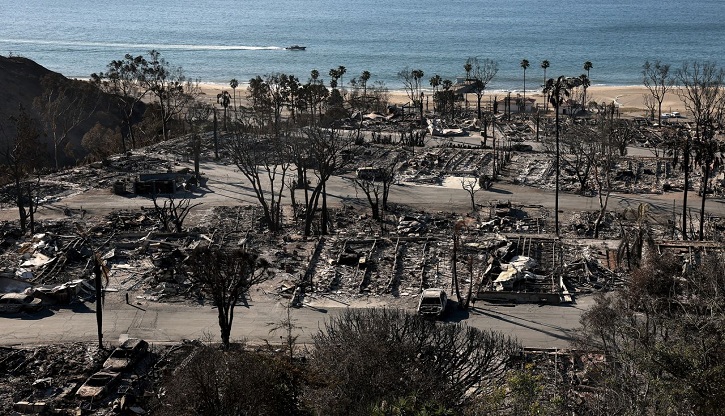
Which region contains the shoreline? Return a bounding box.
[197,82,688,115]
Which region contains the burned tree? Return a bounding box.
[81,123,123,162]
[91,53,150,151]
[157,346,302,416]
[227,126,293,232]
[0,106,44,234]
[354,170,385,221]
[33,74,99,169]
[676,61,725,240]
[642,60,674,125]
[185,246,271,348]
[577,251,725,415]
[184,101,213,181]
[216,90,231,131]
[466,57,499,120]
[247,73,297,132]
[398,67,425,122]
[544,122,597,195]
[305,308,520,415]
[150,195,201,233]
[354,156,400,221]
[302,126,355,236]
[592,110,625,238]
[143,50,198,141]
[461,176,482,212]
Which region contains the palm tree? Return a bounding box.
[310,69,323,120]
[463,61,473,108]
[579,73,591,109]
[360,70,371,98]
[328,68,339,89]
[411,69,425,122]
[583,61,593,105]
[229,78,239,111]
[216,90,231,130]
[541,60,550,111]
[337,66,347,91]
[544,76,581,236]
[429,74,442,113]
[520,59,530,109]
[464,62,472,80]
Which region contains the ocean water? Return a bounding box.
[1,0,724,91]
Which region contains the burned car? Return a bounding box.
[417,288,448,318]
[103,338,148,371]
[0,293,43,314]
[76,370,121,401]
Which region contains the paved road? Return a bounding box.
[0,293,591,349]
[4,140,720,223]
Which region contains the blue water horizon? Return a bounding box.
[2,0,723,91]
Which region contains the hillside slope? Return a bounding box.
[0,55,124,166]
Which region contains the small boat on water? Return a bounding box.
[285,45,306,51]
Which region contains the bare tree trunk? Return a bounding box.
[699,163,710,241]
[682,135,691,240]
[304,183,323,236]
[452,232,462,304]
[594,189,611,239]
[321,182,329,234]
[464,257,474,309]
[16,178,27,234]
[26,183,35,235]
[219,307,232,349]
[213,109,219,160]
[193,134,201,181]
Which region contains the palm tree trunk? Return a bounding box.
[523,70,526,106]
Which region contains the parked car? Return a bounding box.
[103,338,149,371]
[417,288,448,318]
[0,293,42,314]
[76,370,121,400]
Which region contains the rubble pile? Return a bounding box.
[567,211,619,239]
[511,153,705,196]
[305,235,456,304]
[512,348,608,404]
[480,201,549,234]
[0,339,201,415]
[472,235,622,302]
[0,343,108,414]
[397,148,492,184]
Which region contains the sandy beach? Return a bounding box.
[197,82,688,117]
